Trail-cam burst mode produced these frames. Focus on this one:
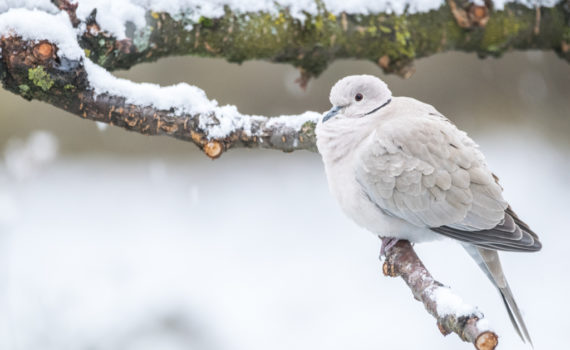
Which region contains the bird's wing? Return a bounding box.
[355,110,540,251]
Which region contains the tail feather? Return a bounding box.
[462,244,533,346]
[500,285,529,345]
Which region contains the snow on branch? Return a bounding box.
[0,9,319,157]
[37,0,570,76]
[382,239,498,350]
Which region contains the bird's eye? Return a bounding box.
[355,93,363,102]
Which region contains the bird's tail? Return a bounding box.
[462,244,533,346]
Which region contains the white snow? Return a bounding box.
[0,0,57,14]
[0,131,567,350]
[198,105,255,139]
[70,0,445,39]
[75,0,147,40]
[67,0,561,40]
[0,8,320,139]
[430,286,478,317]
[87,61,320,138]
[0,8,219,116]
[0,9,83,59]
[476,318,493,332]
[3,131,58,181]
[0,192,18,224]
[264,111,320,131]
[95,121,109,131]
[493,0,560,10]
[3,1,561,40]
[85,60,216,115]
[198,108,320,139]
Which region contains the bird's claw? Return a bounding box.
[380,237,401,277]
[380,237,400,257]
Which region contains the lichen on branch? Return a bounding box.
[48,0,570,78]
[0,34,319,158]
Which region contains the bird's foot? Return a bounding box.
[380,237,400,257]
[380,237,401,277]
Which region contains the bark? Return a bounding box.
[383,240,498,350]
[48,0,570,78]
[0,37,318,157]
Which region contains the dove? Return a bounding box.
[315,75,541,345]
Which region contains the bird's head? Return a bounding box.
[322,75,392,123]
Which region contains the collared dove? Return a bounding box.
[316,75,541,345]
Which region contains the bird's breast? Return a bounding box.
[323,159,388,231]
[322,156,439,243]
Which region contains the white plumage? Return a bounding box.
[316,75,541,345]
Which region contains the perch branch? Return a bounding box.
[382,239,498,350]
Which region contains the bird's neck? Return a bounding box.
[316,117,375,163]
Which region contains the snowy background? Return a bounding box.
[0,51,569,350]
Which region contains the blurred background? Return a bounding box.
[0,51,569,350]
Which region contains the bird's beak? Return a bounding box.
[322,106,342,123]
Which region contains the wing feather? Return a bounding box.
[355,107,541,252]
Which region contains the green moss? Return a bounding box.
[301,121,316,138]
[28,66,54,91]
[133,25,153,52]
[98,54,109,66]
[64,84,75,90]
[222,12,298,62]
[18,84,30,92]
[274,13,286,25]
[86,4,566,77]
[199,16,213,28]
[314,16,324,31]
[395,31,406,46]
[481,12,529,53]
[84,48,91,57]
[393,17,414,56]
[365,15,415,67]
[444,18,464,44]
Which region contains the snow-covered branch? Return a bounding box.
[0,9,319,157]
[383,240,498,350]
[45,0,570,77]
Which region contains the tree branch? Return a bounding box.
[46,0,569,77]
[0,36,318,158]
[383,240,498,350]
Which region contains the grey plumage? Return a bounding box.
[434,206,541,252]
[463,244,534,346]
[316,75,541,345]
